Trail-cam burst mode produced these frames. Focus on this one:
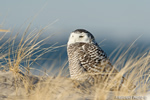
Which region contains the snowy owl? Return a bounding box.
[67,29,135,90]
[67,29,118,81]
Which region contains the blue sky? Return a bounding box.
[0,0,150,42]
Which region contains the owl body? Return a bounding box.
[67,29,118,83]
[67,29,135,90]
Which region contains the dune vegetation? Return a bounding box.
[0,25,149,100]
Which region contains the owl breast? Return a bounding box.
[67,43,87,80]
[67,42,115,82]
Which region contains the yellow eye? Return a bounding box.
[79,36,84,38]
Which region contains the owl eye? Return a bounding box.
[79,36,84,38]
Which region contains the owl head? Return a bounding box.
[67,29,97,45]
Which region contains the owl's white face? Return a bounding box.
[67,29,95,45]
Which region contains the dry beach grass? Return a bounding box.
[0,26,150,100]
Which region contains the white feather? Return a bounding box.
[67,32,92,46]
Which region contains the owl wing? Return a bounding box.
[77,43,135,90]
[77,43,118,74]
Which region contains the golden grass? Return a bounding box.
[0,26,149,100]
[0,29,10,32]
